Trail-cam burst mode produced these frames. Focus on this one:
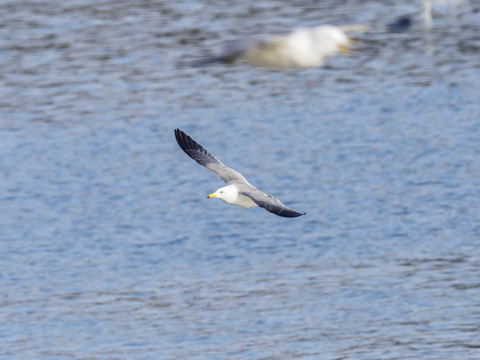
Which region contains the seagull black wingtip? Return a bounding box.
[279,210,306,218]
[175,129,197,149]
[174,129,193,154]
[174,128,182,145]
[292,211,307,218]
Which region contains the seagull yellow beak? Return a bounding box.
[207,193,216,199]
[339,44,351,56]
[338,38,354,56]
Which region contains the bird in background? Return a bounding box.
[386,14,413,32]
[174,129,305,218]
[192,24,357,69]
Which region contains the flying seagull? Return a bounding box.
[174,129,305,218]
[193,25,354,69]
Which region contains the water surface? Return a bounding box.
[1,0,479,359]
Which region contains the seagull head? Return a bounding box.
[312,25,352,57]
[206,185,237,204]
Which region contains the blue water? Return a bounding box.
[1,0,479,359]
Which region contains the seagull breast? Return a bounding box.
[214,184,258,208]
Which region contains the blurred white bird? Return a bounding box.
[193,25,356,69]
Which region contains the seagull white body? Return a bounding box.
[194,25,352,69]
[174,129,305,218]
[208,184,258,208]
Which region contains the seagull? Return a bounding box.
[174,129,305,218]
[193,25,353,69]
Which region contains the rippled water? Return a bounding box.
[1,0,480,359]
